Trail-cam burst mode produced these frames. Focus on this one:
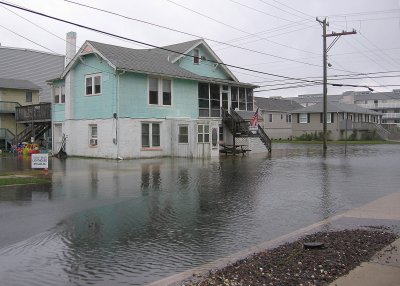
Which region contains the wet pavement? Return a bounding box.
[0,143,399,285]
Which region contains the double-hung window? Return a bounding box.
[178,125,189,143]
[89,124,98,146]
[26,91,32,103]
[149,77,172,106]
[85,74,102,95]
[197,124,210,143]
[142,123,160,148]
[299,113,309,123]
[54,85,65,103]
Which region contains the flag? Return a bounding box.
[250,107,259,127]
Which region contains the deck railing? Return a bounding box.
[0,101,21,113]
[15,103,51,123]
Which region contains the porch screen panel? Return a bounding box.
[231,87,238,110]
[222,85,228,110]
[198,83,209,117]
[239,87,246,110]
[246,88,253,111]
[210,84,220,117]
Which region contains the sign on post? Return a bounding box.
[31,153,49,169]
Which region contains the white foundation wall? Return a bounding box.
[63,118,221,159]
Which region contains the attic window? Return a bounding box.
[194,49,200,64]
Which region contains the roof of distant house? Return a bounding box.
[291,102,381,115]
[255,96,303,112]
[0,77,40,90]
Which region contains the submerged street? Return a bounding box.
[0,144,399,285]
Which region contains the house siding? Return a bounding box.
[260,111,293,140]
[118,74,198,119]
[64,118,220,159]
[178,45,230,80]
[71,54,116,120]
[293,113,341,140]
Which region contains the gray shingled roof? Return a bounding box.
[0,47,64,102]
[292,102,381,115]
[161,39,202,61]
[87,41,256,87]
[0,77,40,90]
[255,97,302,111]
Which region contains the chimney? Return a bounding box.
[65,31,77,67]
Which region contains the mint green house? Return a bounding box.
[50,39,269,159]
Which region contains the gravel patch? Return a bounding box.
[181,228,398,286]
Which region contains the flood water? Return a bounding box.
[0,144,399,285]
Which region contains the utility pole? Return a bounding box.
[316,18,356,150]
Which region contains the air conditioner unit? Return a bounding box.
[89,138,98,146]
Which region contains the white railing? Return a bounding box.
[358,102,400,109]
[382,113,400,119]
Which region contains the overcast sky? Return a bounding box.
[1,0,399,97]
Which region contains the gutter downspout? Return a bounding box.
[116,70,125,160]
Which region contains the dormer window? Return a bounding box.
[193,49,200,64]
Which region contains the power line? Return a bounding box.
[0,0,326,84]
[0,23,58,53]
[267,0,315,20]
[255,0,313,21]
[226,0,296,22]
[164,0,319,55]
[64,0,322,65]
[0,1,380,92]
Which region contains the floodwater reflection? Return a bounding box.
[0,144,399,285]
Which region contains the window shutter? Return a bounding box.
[307,113,310,123]
[331,113,334,123]
[320,113,323,123]
[297,114,300,123]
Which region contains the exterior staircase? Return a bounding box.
[0,128,14,151]
[14,122,51,144]
[14,103,51,144]
[221,107,271,152]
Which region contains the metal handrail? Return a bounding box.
[257,124,272,151]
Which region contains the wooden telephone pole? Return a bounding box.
[316,18,356,150]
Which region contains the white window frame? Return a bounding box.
[26,91,32,103]
[197,124,210,143]
[148,77,172,107]
[299,113,308,124]
[141,122,161,148]
[89,124,98,147]
[53,85,65,104]
[327,113,332,124]
[178,125,189,144]
[85,73,102,96]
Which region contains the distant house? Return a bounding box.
[255,97,302,140]
[49,39,270,159]
[291,102,383,140]
[0,46,64,102]
[290,90,400,126]
[0,78,40,149]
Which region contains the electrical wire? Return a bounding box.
[65,0,320,57]
[0,1,384,92]
[163,0,319,55]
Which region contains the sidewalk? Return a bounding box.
[329,192,400,286]
[148,192,400,286]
